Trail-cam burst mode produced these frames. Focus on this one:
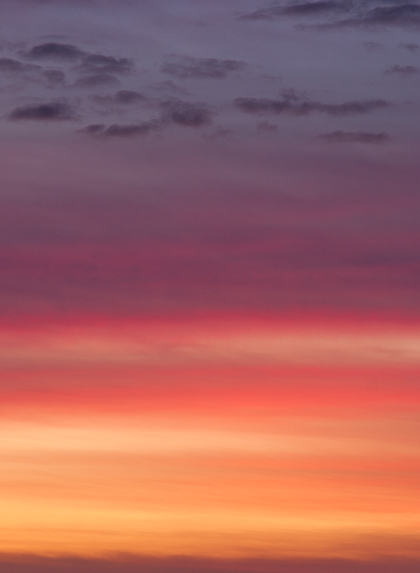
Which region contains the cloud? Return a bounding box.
[74,73,120,87]
[80,120,161,137]
[8,101,76,121]
[399,43,420,51]
[362,41,384,52]
[78,123,106,135]
[78,54,134,74]
[318,130,390,143]
[0,58,25,72]
[234,93,389,117]
[22,42,85,61]
[161,100,214,126]
[43,69,66,85]
[240,2,420,29]
[161,55,246,79]
[93,90,146,105]
[239,1,350,20]
[384,64,419,77]
[317,4,420,29]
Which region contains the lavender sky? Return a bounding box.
[0,0,419,317]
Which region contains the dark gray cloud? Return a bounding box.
[234,92,389,117]
[74,73,120,88]
[23,42,85,61]
[103,121,160,136]
[43,69,66,85]
[114,90,145,103]
[161,55,246,79]
[0,58,40,73]
[317,3,420,29]
[78,123,106,135]
[240,1,350,20]
[78,54,134,75]
[318,130,390,143]
[399,42,420,51]
[0,58,25,72]
[240,1,420,29]
[362,41,384,51]
[80,120,160,137]
[161,100,214,126]
[8,101,76,121]
[93,90,146,105]
[384,64,419,77]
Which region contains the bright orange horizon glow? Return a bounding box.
[1,315,419,561]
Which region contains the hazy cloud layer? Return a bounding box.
[161,56,246,79]
[318,130,390,143]
[8,101,76,120]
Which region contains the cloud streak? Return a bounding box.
[8,101,76,121]
[240,1,420,29]
[317,130,390,143]
[234,94,389,117]
[161,55,246,79]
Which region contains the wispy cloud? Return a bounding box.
[234,91,390,117]
[318,130,390,143]
[161,55,247,79]
[384,64,419,77]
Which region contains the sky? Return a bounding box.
[0,1,419,572]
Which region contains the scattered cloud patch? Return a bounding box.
[161,100,214,126]
[114,90,145,103]
[78,54,134,75]
[0,58,25,72]
[9,101,76,121]
[161,55,246,79]
[363,41,384,51]
[78,123,105,135]
[318,130,390,143]
[234,92,389,117]
[43,69,66,85]
[23,42,85,61]
[74,73,120,88]
[399,42,420,51]
[80,120,160,137]
[384,64,419,77]
[102,121,160,136]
